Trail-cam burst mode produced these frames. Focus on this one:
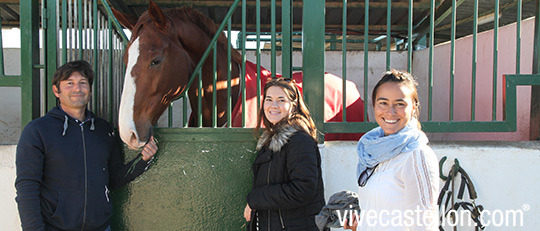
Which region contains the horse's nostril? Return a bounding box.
[128,132,142,148]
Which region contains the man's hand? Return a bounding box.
[244,204,252,221]
[141,136,158,161]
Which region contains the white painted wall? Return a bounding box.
[3,142,539,230]
[0,145,21,231]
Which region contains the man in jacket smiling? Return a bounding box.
[15,60,158,231]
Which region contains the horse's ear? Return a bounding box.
[148,0,168,31]
[111,8,138,31]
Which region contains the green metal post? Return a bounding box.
[45,0,58,111]
[428,0,435,121]
[450,0,456,120]
[516,0,522,75]
[108,19,114,122]
[407,0,413,73]
[471,0,478,121]
[256,0,261,116]
[78,0,83,60]
[62,0,67,64]
[386,0,391,70]
[364,0,369,121]
[303,0,325,142]
[493,0,500,121]
[20,0,41,127]
[93,0,99,115]
[342,0,347,121]
[530,0,540,139]
[271,0,276,77]
[242,0,247,127]
[213,45,217,127]
[282,0,292,78]
[227,19,232,127]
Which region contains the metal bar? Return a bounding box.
[342,0,347,122]
[407,0,413,72]
[471,0,478,121]
[386,0,391,70]
[271,0,276,77]
[428,0,435,121]
[530,0,540,140]
[242,0,247,127]
[363,0,369,121]
[108,19,113,122]
[256,0,261,117]
[20,0,41,126]
[227,19,232,127]
[282,0,292,78]
[183,93,188,127]
[449,0,456,121]
[302,0,325,142]
[68,0,72,61]
[0,16,5,76]
[212,45,217,127]
[198,71,202,127]
[517,0,522,75]
[45,0,59,111]
[330,34,336,50]
[323,121,515,133]
[93,0,99,113]
[62,0,67,64]
[493,0,500,121]
[78,0,83,60]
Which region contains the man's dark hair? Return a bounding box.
[52,60,94,89]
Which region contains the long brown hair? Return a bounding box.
[372,69,422,130]
[255,78,317,141]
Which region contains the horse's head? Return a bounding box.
[113,1,195,149]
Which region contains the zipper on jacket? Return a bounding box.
[267,161,271,231]
[80,124,88,231]
[278,209,285,229]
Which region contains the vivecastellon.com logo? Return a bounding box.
[335,204,529,228]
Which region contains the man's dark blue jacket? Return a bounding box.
[15,107,152,231]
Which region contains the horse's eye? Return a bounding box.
[150,58,162,66]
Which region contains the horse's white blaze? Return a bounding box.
[119,37,145,148]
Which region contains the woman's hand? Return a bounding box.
[244,203,252,221]
[141,136,158,161]
[343,217,358,230]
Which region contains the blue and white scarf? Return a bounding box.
[356,119,428,179]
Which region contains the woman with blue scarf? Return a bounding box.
[345,70,439,230]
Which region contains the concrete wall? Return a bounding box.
[3,141,539,230]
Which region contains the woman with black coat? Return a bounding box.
[243,78,326,231]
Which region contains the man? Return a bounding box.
[15,60,158,231]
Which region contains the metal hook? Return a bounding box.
[439,156,449,180]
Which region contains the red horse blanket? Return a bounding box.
[230,61,365,141]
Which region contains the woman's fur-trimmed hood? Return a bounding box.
[257,125,299,152]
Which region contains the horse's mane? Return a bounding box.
[133,7,241,64]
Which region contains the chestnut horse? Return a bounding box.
[113,2,365,149]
